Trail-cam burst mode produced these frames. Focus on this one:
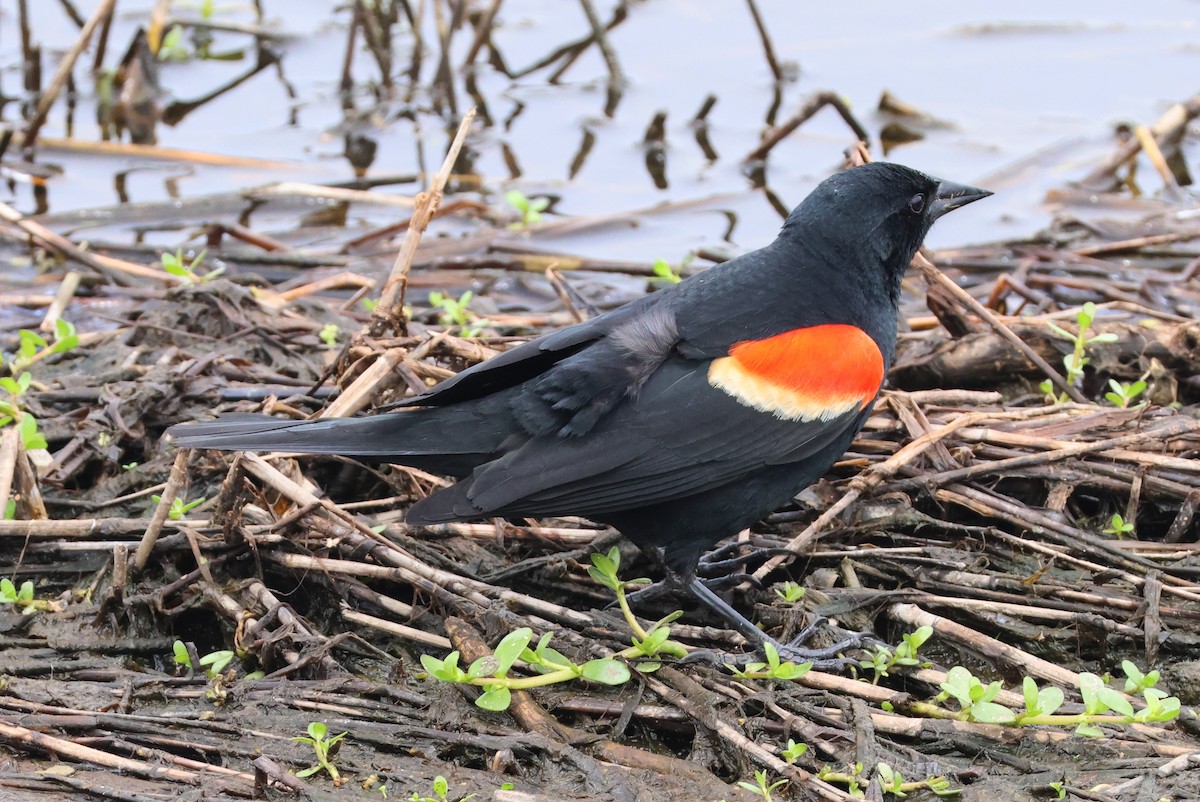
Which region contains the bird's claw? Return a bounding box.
[679,617,879,672]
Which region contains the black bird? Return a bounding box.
[168,163,990,663]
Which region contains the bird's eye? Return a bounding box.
[908,193,926,214]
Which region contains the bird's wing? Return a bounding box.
[390,291,665,409]
[409,322,885,522]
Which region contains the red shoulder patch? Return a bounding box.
[707,325,884,421]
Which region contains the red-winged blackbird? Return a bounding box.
[169,163,990,664]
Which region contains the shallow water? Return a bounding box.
[9,0,1200,257]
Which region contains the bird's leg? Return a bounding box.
[682,576,875,670]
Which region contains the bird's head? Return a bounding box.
[782,162,991,298]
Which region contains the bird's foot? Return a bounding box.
[777,616,880,665]
[680,615,878,672]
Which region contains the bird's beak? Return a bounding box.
[929,180,992,220]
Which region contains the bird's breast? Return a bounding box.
[706,324,884,421]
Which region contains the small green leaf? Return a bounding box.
[969,701,1016,724]
[466,656,493,680]
[505,190,529,212]
[773,661,812,681]
[1046,322,1073,339]
[51,318,78,352]
[939,666,974,707]
[1038,686,1064,717]
[318,323,340,347]
[763,642,780,670]
[580,659,631,685]
[492,628,533,676]
[17,330,46,360]
[475,685,511,711]
[1022,676,1039,714]
[199,650,235,677]
[421,651,466,683]
[172,641,192,667]
[1096,687,1135,717]
[19,414,47,450]
[528,646,572,672]
[974,679,1003,705]
[1078,302,1097,328]
[1078,672,1105,715]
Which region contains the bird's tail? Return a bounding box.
[166,408,510,477]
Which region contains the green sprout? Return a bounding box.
[858,626,933,684]
[7,319,79,374]
[934,666,1019,724]
[1049,781,1066,800]
[161,248,222,284]
[817,764,866,799]
[726,641,811,681]
[651,258,682,285]
[779,738,808,764]
[158,26,192,62]
[293,722,348,783]
[875,763,958,798]
[2,320,78,450]
[0,578,36,613]
[773,581,805,603]
[1103,513,1135,538]
[1039,302,1117,403]
[818,761,959,799]
[122,462,139,471]
[428,291,483,337]
[0,578,60,613]
[1104,378,1147,408]
[421,626,631,712]
[319,323,341,348]
[505,190,550,230]
[409,775,476,802]
[1121,660,1160,693]
[917,666,1179,734]
[736,770,788,802]
[151,495,207,520]
[171,640,235,678]
[587,546,689,671]
[172,640,263,704]
[13,412,46,450]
